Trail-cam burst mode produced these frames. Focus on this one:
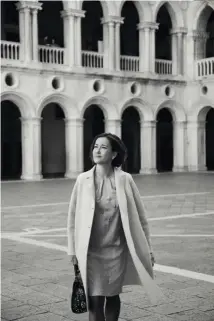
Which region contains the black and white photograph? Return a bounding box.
[1,0,214,320]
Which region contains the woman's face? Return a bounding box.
[92,137,117,165]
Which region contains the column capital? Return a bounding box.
[60,9,85,19]
[188,30,209,40]
[20,117,42,121]
[174,120,187,128]
[101,16,124,25]
[16,1,42,11]
[170,27,188,35]
[105,119,121,124]
[64,118,84,126]
[140,120,156,128]
[137,22,159,31]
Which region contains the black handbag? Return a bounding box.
[71,264,87,313]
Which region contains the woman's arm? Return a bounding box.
[67,177,79,256]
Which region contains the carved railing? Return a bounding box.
[82,51,103,68]
[196,58,214,78]
[1,41,20,60]
[155,59,172,75]
[120,55,139,72]
[39,45,64,64]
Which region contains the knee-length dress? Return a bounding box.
[87,173,128,296]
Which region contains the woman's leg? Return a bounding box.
[88,295,105,321]
[105,295,121,321]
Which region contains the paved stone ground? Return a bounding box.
[1,172,214,321]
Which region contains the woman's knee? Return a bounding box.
[106,295,120,304]
[89,296,105,311]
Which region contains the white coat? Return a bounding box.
[67,166,164,307]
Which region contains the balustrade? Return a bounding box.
[155,59,172,75]
[82,51,103,68]
[1,41,20,60]
[120,55,139,72]
[38,45,64,64]
[196,58,214,78]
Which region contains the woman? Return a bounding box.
[67,133,163,321]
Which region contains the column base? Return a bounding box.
[140,168,157,175]
[65,171,81,179]
[173,166,186,173]
[21,173,42,181]
[187,165,198,172]
[198,165,207,171]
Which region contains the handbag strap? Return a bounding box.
[74,264,80,277]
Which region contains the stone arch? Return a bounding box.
[1,91,36,118]
[189,1,214,31]
[78,0,112,18]
[118,0,152,22]
[155,100,186,122]
[153,1,184,29]
[188,98,214,122]
[37,94,79,119]
[120,98,154,121]
[80,96,119,120]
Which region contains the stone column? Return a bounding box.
[138,22,158,73]
[198,121,206,171]
[140,121,156,174]
[195,31,209,59]
[184,30,196,79]
[73,10,85,67]
[16,3,25,61]
[105,119,121,137]
[61,10,76,66]
[102,16,124,71]
[16,2,32,63]
[65,118,84,178]
[20,118,42,180]
[171,30,178,76]
[115,18,124,71]
[173,121,186,172]
[138,23,149,73]
[186,121,199,171]
[31,4,42,63]
[150,23,159,73]
[107,21,115,71]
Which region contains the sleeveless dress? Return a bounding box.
[87,172,128,296]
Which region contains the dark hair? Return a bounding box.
[90,133,127,167]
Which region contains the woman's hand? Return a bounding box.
[69,255,78,265]
[150,252,155,267]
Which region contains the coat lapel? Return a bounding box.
[114,167,128,219]
[85,166,95,204]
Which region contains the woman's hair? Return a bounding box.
[90,133,128,167]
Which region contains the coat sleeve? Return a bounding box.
[67,177,79,256]
[128,174,153,253]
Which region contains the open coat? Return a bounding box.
[67,166,164,307]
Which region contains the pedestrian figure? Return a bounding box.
[67,133,163,321]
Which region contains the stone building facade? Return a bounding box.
[1,0,214,180]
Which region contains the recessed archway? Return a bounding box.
[206,108,214,170]
[120,1,139,58]
[41,103,65,178]
[1,1,19,42]
[38,1,64,47]
[81,1,103,52]
[1,100,22,180]
[122,107,140,174]
[156,108,173,172]
[83,105,105,171]
[156,4,172,61]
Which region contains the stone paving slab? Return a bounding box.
[1,173,214,321]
